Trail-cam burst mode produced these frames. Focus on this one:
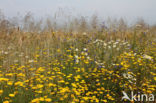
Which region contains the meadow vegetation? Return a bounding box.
[0,12,156,103]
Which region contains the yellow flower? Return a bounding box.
[36,84,43,89]
[57,49,61,52]
[82,97,89,101]
[7,81,13,85]
[45,98,52,102]
[9,93,15,97]
[39,97,44,101]
[14,81,24,87]
[101,99,107,102]
[0,90,3,94]
[3,101,9,103]
[95,99,99,102]
[0,78,9,81]
[37,67,45,72]
[5,73,13,76]
[71,83,77,87]
[31,98,40,103]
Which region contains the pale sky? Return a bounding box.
[0,0,156,24]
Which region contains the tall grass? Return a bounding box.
[0,12,155,103]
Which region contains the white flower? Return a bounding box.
[116,48,120,51]
[114,41,119,45]
[25,56,29,58]
[95,61,104,65]
[123,73,128,78]
[83,32,87,36]
[103,43,107,46]
[75,55,78,58]
[14,60,18,63]
[95,61,98,64]
[83,48,87,51]
[28,60,34,63]
[127,44,131,47]
[123,73,134,79]
[4,52,8,55]
[113,44,116,48]
[85,53,88,56]
[112,63,116,66]
[134,53,137,56]
[97,42,100,45]
[102,66,105,68]
[143,54,153,61]
[87,56,90,60]
[93,39,98,43]
[108,46,111,49]
[108,41,112,44]
[76,59,79,63]
[75,48,79,51]
[123,73,136,84]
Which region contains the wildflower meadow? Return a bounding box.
[0,13,155,103]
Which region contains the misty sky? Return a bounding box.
[0,0,156,24]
